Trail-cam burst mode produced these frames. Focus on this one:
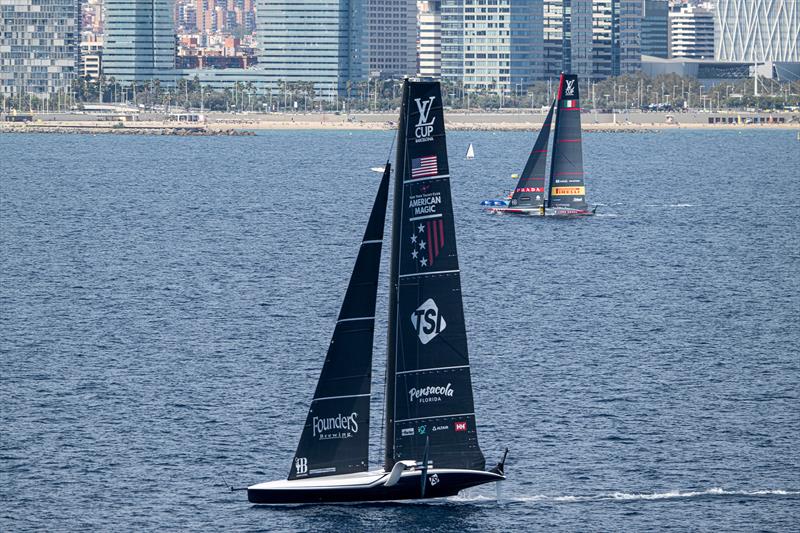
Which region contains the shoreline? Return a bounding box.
[2,111,798,135]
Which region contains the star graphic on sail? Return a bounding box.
[409,217,445,269]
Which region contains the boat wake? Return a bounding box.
[643,203,695,208]
[446,487,800,505]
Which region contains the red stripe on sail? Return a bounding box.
[556,74,564,101]
[562,107,581,111]
[438,219,444,251]
[558,139,581,143]
[428,221,435,266]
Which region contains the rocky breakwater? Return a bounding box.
[0,122,255,136]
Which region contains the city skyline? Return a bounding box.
[2,0,799,97]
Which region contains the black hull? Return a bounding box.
[248,470,502,505]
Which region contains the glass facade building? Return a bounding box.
[440,0,464,83]
[641,0,668,58]
[547,0,640,80]
[543,0,571,77]
[0,0,80,96]
[669,6,714,60]
[418,1,442,77]
[103,0,177,84]
[368,0,417,78]
[715,0,799,63]
[442,0,543,92]
[256,0,368,93]
[570,0,641,80]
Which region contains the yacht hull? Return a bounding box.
[247,468,503,505]
[487,206,596,216]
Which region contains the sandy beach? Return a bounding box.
[2,110,798,134]
[205,110,800,131]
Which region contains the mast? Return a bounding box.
[384,80,408,471]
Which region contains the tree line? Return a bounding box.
[2,73,798,114]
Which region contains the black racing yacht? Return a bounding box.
[482,73,597,216]
[246,79,507,505]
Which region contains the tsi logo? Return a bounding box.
[564,79,576,97]
[295,457,308,475]
[411,298,447,344]
[428,474,440,486]
[414,97,436,141]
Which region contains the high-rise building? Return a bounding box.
[617,0,642,73]
[462,0,513,91]
[103,0,177,84]
[80,38,104,80]
[0,0,80,96]
[440,0,464,82]
[368,0,417,78]
[543,0,571,77]
[418,1,442,77]
[669,5,714,59]
[641,0,669,58]
[256,0,368,93]
[570,0,641,80]
[510,0,545,88]
[441,0,543,92]
[715,0,799,63]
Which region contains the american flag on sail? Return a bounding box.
[410,217,445,268]
[411,155,438,178]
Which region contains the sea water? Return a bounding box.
[1,129,798,531]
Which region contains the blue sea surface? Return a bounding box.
[1,128,799,531]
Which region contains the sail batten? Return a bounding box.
[384,80,486,473]
[287,165,391,481]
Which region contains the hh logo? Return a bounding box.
[455,421,467,432]
[295,457,308,474]
[564,79,575,97]
[414,96,436,140]
[411,298,447,345]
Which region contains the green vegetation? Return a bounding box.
[2,72,798,114]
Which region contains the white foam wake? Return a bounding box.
[642,204,695,208]
[447,488,800,505]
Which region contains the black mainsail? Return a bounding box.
[509,101,554,209]
[288,166,390,480]
[547,73,588,211]
[384,80,486,472]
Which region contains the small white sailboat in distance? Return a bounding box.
[466,143,475,160]
[371,166,386,173]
